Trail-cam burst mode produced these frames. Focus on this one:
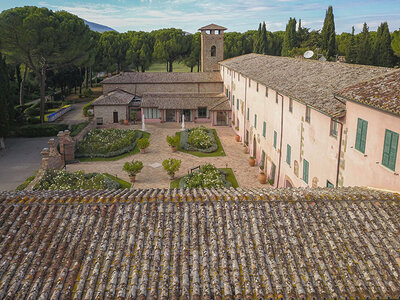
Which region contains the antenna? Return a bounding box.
[303,50,314,59]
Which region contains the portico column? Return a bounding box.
[177,110,180,123]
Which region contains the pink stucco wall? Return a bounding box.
[342,101,400,190]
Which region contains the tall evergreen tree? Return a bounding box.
[260,22,268,54]
[0,53,10,149]
[357,23,373,65]
[254,23,262,53]
[346,26,357,63]
[321,6,336,59]
[373,22,395,67]
[281,18,297,56]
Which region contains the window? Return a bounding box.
[238,74,240,81]
[144,108,161,119]
[254,114,257,128]
[275,92,279,104]
[327,181,334,188]
[303,159,309,184]
[249,79,251,87]
[237,99,239,110]
[289,98,293,113]
[247,108,249,121]
[262,122,266,138]
[273,131,277,149]
[305,106,311,123]
[225,88,228,97]
[228,91,231,101]
[233,95,235,107]
[382,129,399,171]
[266,87,269,97]
[198,107,207,118]
[355,118,368,153]
[211,45,216,56]
[261,151,266,169]
[330,120,338,137]
[256,83,259,92]
[286,144,291,166]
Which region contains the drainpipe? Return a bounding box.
[244,77,247,145]
[276,94,284,188]
[336,120,344,187]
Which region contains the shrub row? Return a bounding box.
[15,123,68,137]
[180,128,218,153]
[70,121,89,137]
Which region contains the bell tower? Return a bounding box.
[199,24,227,72]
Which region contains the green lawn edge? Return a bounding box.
[170,168,238,189]
[77,130,150,162]
[176,129,226,157]
[15,174,36,191]
[104,173,131,189]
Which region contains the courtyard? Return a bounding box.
[67,123,269,189]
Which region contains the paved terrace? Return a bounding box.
[68,123,267,188]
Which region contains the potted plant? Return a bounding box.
[123,160,143,183]
[124,119,129,125]
[137,138,150,153]
[248,156,255,166]
[162,158,182,180]
[235,134,240,142]
[130,111,138,124]
[166,135,179,152]
[258,165,267,184]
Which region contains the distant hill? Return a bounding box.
[83,20,116,33]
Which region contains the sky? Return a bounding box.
[0,0,399,34]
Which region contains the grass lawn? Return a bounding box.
[176,129,226,157]
[170,168,238,189]
[148,61,199,73]
[78,130,150,162]
[104,173,131,189]
[65,86,103,103]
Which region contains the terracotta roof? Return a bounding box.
[102,72,223,84]
[0,187,400,299]
[92,89,135,106]
[220,53,394,117]
[198,24,227,31]
[336,70,400,116]
[141,93,227,109]
[209,98,231,111]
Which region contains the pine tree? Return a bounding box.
[260,22,268,54]
[357,23,373,65]
[346,26,357,63]
[281,18,297,56]
[0,53,10,149]
[373,22,395,67]
[321,6,336,59]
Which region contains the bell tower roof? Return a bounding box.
[198,24,227,31]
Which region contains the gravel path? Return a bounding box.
[68,123,270,188]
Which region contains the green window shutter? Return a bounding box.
[263,122,266,137]
[286,144,291,165]
[355,118,368,153]
[303,159,309,184]
[237,99,239,110]
[254,114,257,128]
[382,130,399,171]
[247,108,249,120]
[327,181,334,188]
[273,131,277,149]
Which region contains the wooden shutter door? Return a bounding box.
[389,132,399,171]
[382,130,392,168]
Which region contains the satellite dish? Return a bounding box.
[303,50,314,59]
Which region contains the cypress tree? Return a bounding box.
[0,53,10,149]
[260,22,268,54]
[281,18,297,56]
[346,26,357,63]
[254,23,262,53]
[321,6,336,59]
[357,23,373,65]
[373,22,395,67]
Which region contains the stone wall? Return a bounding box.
[94,105,128,124]
[201,32,224,72]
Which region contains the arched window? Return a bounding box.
[211,45,216,57]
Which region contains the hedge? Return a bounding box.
[70,121,89,137]
[15,123,68,137]
[180,128,218,153]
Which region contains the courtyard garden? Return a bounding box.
[34,169,130,190]
[76,128,150,161]
[173,126,226,157]
[170,163,238,189]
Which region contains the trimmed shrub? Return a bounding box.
[180,127,218,153]
[179,164,232,189]
[137,137,150,149]
[123,160,144,177]
[166,135,179,147]
[162,158,182,176]
[15,123,68,137]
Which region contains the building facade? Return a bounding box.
[220,53,400,191]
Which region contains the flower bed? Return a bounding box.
[180,127,218,153]
[35,170,122,190]
[76,128,142,158]
[177,164,233,189]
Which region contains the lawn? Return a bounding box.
[104,174,131,189]
[170,168,238,189]
[176,129,226,157]
[78,131,150,162]
[148,61,199,73]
